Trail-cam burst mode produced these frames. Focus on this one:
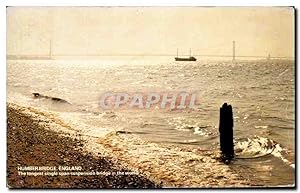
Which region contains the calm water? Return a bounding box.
[7,57,295,186]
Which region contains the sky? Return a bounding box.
[6,7,295,57]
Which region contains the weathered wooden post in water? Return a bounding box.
[219,103,234,163]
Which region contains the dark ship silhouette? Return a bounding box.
[175,48,197,61]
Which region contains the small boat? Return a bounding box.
[175,48,197,61]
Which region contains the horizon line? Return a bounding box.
[6,54,294,59]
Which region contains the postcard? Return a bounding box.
[7,6,295,188]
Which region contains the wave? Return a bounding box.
[169,116,293,168]
[234,136,294,168]
[169,117,218,137]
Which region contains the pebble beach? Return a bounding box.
[7,102,292,188]
[7,103,161,188]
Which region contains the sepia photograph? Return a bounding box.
[6,6,295,188]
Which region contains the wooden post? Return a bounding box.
[219,103,234,163]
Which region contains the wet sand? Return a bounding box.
[7,103,160,188]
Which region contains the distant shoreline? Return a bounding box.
[6,56,295,63]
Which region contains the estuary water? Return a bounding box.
[7,57,295,186]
